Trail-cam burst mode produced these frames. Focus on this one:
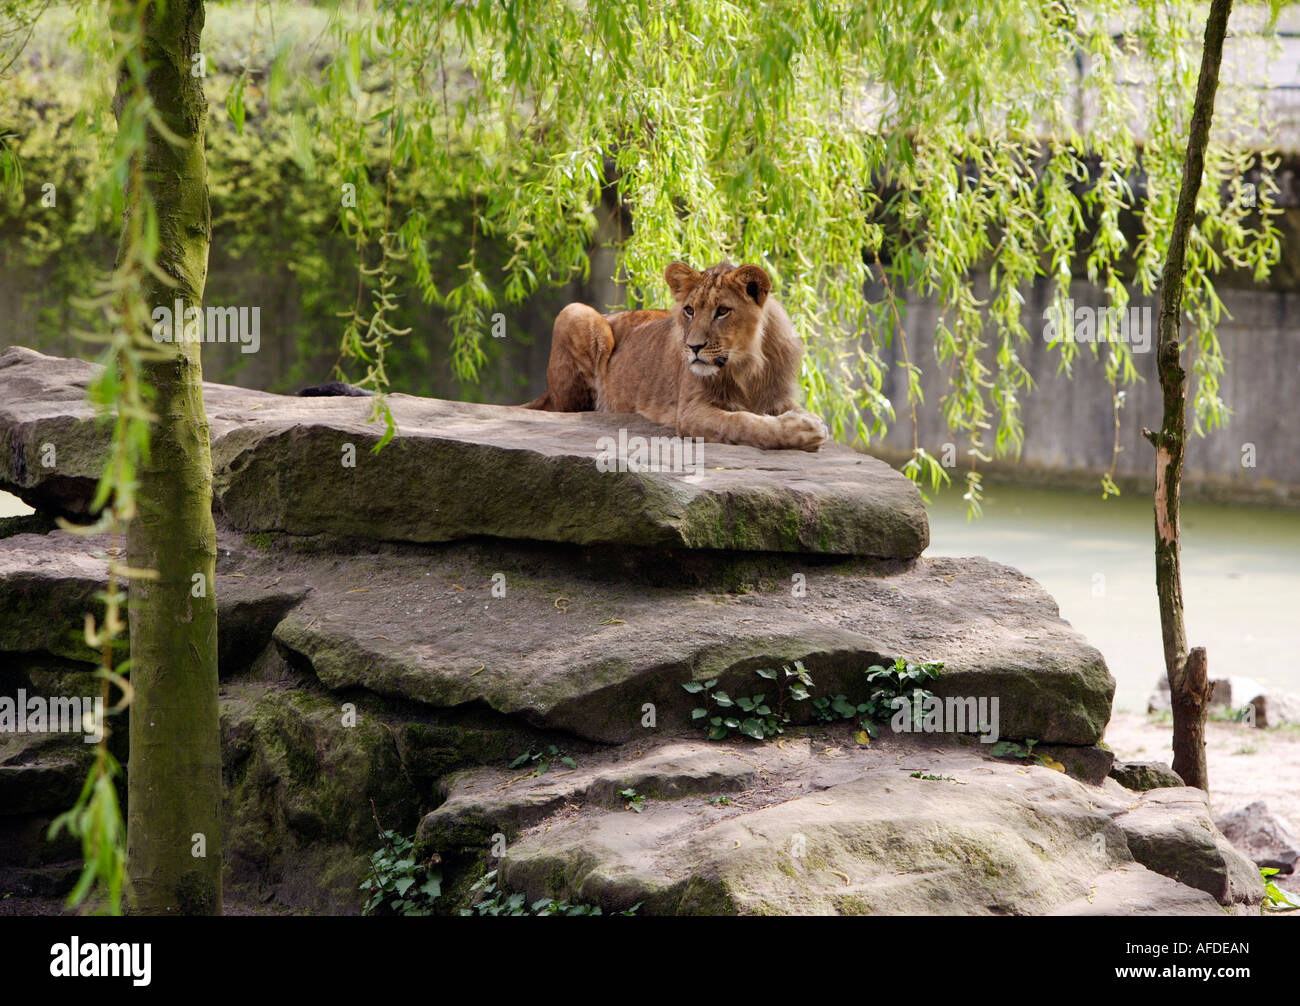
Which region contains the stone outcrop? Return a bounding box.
[422,732,1257,916]
[1214,801,1300,873]
[0,347,927,558]
[1248,692,1300,729]
[0,348,1263,915]
[1109,760,1184,792]
[267,543,1113,747]
[3,527,1114,749]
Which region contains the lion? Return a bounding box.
[522,261,829,451]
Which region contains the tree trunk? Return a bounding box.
[118,0,222,914]
[1142,0,1233,792]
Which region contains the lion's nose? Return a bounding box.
[687,343,706,356]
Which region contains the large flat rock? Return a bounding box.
[420,740,760,849]
[1046,864,1226,916]
[265,539,1114,745]
[430,731,1254,916]
[0,527,1115,746]
[0,347,928,557]
[0,529,308,670]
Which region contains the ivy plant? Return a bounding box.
[684,661,814,741]
[1262,868,1300,912]
[989,739,1066,773]
[359,830,442,916]
[462,871,640,916]
[812,694,870,724]
[862,658,944,727]
[509,745,577,776]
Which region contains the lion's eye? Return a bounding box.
[716,306,731,318]
[683,305,694,317]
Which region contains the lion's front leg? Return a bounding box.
[677,401,827,452]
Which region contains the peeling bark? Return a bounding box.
[1141,0,1233,792]
[118,0,222,914]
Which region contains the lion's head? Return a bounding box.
[663,261,773,382]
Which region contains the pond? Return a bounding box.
[925,483,1300,713]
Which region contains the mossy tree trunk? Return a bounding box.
[118,0,222,914]
[1142,0,1233,792]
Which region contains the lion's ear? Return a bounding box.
[664,262,701,303]
[732,264,771,306]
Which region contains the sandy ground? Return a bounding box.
[1105,710,1300,907]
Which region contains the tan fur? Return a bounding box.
[522,261,828,451]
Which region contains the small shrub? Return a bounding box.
[989,738,1065,773]
[861,658,943,726]
[812,694,869,724]
[509,745,576,776]
[620,788,644,813]
[684,661,813,741]
[1262,868,1300,912]
[462,871,640,916]
[360,830,442,916]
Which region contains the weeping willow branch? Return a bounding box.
[873,246,948,501]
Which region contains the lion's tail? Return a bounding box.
[520,391,552,410]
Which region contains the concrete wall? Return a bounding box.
[870,273,1300,505]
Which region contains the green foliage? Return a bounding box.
[462,870,639,916]
[4,1,1289,503]
[812,693,869,724]
[989,738,1065,772]
[619,788,644,813]
[990,739,1038,761]
[0,127,20,197]
[310,0,1282,506]
[862,658,943,727]
[0,5,525,398]
[684,660,813,741]
[47,746,126,916]
[509,745,576,776]
[1261,868,1300,912]
[359,829,442,916]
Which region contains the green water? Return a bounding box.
[924,484,1300,713]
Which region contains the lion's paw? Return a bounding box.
[777,410,829,451]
